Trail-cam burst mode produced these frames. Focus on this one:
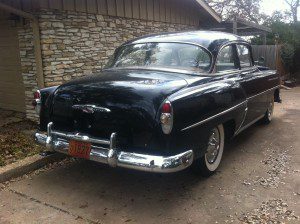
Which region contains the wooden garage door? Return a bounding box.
[0,15,25,112]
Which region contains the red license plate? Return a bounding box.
[68,140,91,159]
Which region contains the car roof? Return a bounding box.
[122,30,248,55]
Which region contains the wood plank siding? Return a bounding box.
[0,0,201,26]
[0,12,25,112]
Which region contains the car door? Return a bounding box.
[235,44,267,126]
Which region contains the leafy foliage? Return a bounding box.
[281,44,295,69]
[251,16,300,72]
[0,120,42,167]
[206,0,267,23]
[207,0,300,74]
[284,0,299,23]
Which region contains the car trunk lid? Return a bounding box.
[50,69,188,145]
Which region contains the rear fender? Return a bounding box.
[167,79,247,159]
[39,86,59,131]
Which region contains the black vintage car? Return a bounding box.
[34,31,281,176]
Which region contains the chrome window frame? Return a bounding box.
[213,40,252,75]
[106,41,214,74]
[214,44,238,73]
[236,43,253,69]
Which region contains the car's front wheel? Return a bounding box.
[262,96,274,124]
[192,124,225,177]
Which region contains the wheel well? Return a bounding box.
[223,119,236,141]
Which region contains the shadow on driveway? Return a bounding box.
[7,88,300,223]
[7,119,273,223]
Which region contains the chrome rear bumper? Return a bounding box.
[35,122,193,173]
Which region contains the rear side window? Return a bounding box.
[237,45,252,68]
[216,45,236,72]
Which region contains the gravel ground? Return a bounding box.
[239,199,298,223]
[0,87,299,224]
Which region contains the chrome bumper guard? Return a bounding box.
[34,122,194,173]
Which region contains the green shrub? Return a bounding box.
[280,44,295,71]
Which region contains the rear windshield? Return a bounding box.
[105,42,212,72]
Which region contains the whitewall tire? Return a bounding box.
[192,124,225,177]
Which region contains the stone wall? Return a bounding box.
[17,19,39,120]
[19,9,196,120]
[38,10,196,87]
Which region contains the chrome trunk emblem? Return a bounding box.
[72,104,111,114]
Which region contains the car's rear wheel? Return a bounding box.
[192,124,225,177]
[262,96,274,124]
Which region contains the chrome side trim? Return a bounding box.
[234,86,279,134]
[181,101,247,131]
[234,114,265,136]
[34,123,194,173]
[235,105,248,134]
[247,86,280,100]
[171,82,232,101]
[268,77,279,81]
[180,86,279,132]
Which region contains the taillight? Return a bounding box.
[32,90,41,114]
[160,100,173,134]
[33,91,40,100]
[162,102,171,113]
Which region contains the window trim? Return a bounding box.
[213,41,254,75]
[108,41,213,73]
[214,43,240,73]
[236,43,254,69]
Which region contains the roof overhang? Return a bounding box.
[208,17,272,36]
[0,2,35,20]
[194,0,222,23]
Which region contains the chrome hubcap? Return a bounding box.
[268,101,274,119]
[206,128,220,164]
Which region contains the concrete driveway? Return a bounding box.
[1,88,299,224]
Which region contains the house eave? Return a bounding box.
[195,0,222,23]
